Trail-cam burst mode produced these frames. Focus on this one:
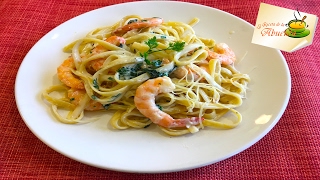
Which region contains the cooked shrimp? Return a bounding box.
[88,36,126,72]
[68,88,104,111]
[170,66,201,81]
[134,76,204,128]
[57,57,84,89]
[171,65,209,81]
[206,43,236,65]
[112,17,163,35]
[105,35,126,46]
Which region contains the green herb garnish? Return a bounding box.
[150,59,162,68]
[108,77,114,81]
[93,78,99,89]
[145,36,159,50]
[117,61,170,79]
[91,95,97,100]
[156,104,163,111]
[166,41,185,51]
[103,104,110,110]
[117,36,183,80]
[127,19,138,24]
[108,93,121,102]
[141,36,185,64]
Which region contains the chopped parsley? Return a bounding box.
[108,77,114,81]
[91,95,98,100]
[144,69,169,79]
[117,66,141,79]
[145,36,159,50]
[103,104,110,110]
[93,78,99,89]
[156,104,163,111]
[127,19,138,24]
[150,59,162,68]
[117,36,183,80]
[108,93,121,103]
[117,61,174,80]
[166,41,185,52]
[141,36,185,64]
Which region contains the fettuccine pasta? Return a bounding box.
[42,15,250,136]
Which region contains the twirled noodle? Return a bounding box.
[42,15,250,136]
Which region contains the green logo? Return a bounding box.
[285,10,310,38]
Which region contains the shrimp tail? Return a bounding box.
[167,117,204,128]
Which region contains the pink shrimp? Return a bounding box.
[88,36,126,71]
[112,17,163,35]
[57,57,84,89]
[206,43,236,65]
[170,66,201,81]
[171,64,209,81]
[68,88,104,111]
[105,35,126,45]
[134,76,204,128]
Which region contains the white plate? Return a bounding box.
[15,1,291,173]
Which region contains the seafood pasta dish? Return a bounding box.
[42,15,250,136]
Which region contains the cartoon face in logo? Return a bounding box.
[285,10,310,38]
